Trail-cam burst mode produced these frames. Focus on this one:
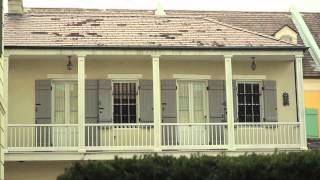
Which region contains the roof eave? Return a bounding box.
[4,45,308,52]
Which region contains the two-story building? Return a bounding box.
[3,0,314,180]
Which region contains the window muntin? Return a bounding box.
[177,80,207,123]
[237,81,262,123]
[52,81,78,124]
[112,81,138,123]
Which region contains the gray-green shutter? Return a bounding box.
[208,80,226,123]
[98,80,113,123]
[208,80,226,145]
[161,80,177,145]
[86,80,99,123]
[233,80,238,122]
[35,80,51,147]
[263,80,278,122]
[35,80,52,124]
[161,80,177,123]
[139,80,153,123]
[85,80,99,146]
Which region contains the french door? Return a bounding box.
[177,80,208,145]
[51,81,78,146]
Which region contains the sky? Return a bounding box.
[4,0,320,12]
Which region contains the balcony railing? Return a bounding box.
[85,123,154,151]
[7,122,301,152]
[7,124,79,151]
[161,123,228,149]
[234,122,301,148]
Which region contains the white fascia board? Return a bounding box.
[290,6,320,69]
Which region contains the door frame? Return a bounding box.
[176,79,209,123]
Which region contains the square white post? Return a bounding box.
[224,55,235,150]
[3,56,9,153]
[295,55,308,150]
[77,55,86,153]
[152,55,161,151]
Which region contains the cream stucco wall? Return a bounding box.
[5,161,72,180]
[8,57,297,125]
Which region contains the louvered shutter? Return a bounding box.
[85,80,99,146]
[98,80,113,123]
[35,80,51,147]
[233,80,238,122]
[263,80,278,122]
[161,80,177,146]
[208,80,226,123]
[139,80,153,123]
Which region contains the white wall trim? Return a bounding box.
[233,75,266,80]
[173,74,211,80]
[47,74,78,79]
[108,74,143,79]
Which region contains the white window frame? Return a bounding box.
[51,80,78,124]
[235,80,264,123]
[111,80,139,124]
[176,80,209,123]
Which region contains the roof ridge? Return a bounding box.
[203,17,299,46]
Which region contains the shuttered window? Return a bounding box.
[112,81,138,123]
[236,81,262,122]
[177,81,207,123]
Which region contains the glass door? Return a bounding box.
[52,81,78,146]
[177,80,208,145]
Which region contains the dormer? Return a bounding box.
[274,26,298,44]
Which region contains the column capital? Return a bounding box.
[224,55,233,59]
[294,54,304,60]
[76,54,87,59]
[151,54,161,59]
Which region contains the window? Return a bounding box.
[237,81,263,122]
[177,80,207,123]
[52,81,78,124]
[112,81,138,123]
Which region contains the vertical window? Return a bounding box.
[52,81,78,124]
[237,81,262,122]
[113,81,137,123]
[177,81,207,123]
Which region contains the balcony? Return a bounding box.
[7,122,300,152]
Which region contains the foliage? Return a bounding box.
[57,151,320,180]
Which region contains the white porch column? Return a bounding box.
[224,55,235,150]
[152,55,161,151]
[3,56,9,153]
[77,55,86,152]
[295,55,307,150]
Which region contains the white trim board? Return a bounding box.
[47,74,78,79]
[233,75,266,80]
[108,74,143,79]
[173,74,211,80]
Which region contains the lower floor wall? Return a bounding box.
[5,161,72,180]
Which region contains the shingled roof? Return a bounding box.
[4,8,297,49]
[5,8,317,76]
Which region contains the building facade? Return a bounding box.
[4,1,320,180]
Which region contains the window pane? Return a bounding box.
[245,84,252,93]
[69,83,78,124]
[54,83,65,124]
[178,82,190,123]
[238,84,244,93]
[237,82,262,123]
[113,82,137,124]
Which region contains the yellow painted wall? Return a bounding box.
[5,161,72,180]
[304,79,320,138]
[8,58,297,125]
